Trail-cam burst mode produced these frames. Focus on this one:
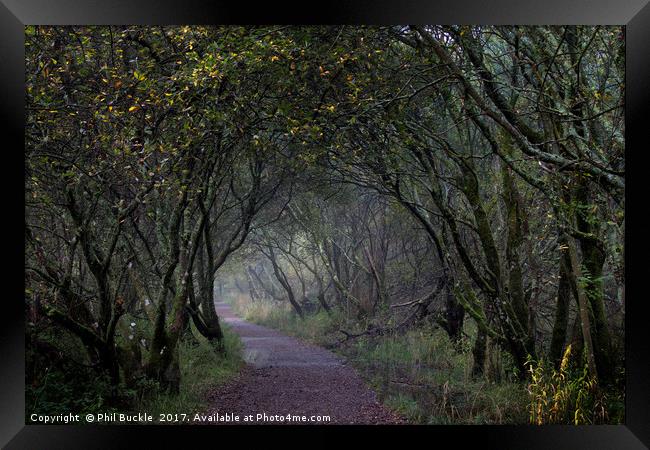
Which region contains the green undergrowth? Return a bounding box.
[137,323,244,419]
[231,297,528,424]
[26,321,244,423]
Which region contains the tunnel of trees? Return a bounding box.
[25,25,624,421]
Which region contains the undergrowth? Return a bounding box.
[137,324,243,419]
[26,321,243,423]
[231,295,624,425]
[525,344,623,424]
[232,295,528,424]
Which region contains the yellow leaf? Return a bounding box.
[129,105,139,112]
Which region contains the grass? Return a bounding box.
[231,295,529,424]
[136,323,244,420]
[26,317,244,425]
[525,344,624,424]
[237,299,340,346]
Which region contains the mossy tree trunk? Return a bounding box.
[575,182,613,384]
[549,233,572,368]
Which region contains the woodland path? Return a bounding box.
[205,302,404,424]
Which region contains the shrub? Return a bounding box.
[27,320,243,423]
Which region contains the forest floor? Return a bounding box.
[204,302,405,424]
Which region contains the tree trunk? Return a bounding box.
[444,289,465,343]
[565,234,598,381]
[575,182,613,385]
[472,326,487,377]
[316,277,332,314]
[267,246,304,318]
[549,234,572,367]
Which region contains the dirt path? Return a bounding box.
[204,302,404,424]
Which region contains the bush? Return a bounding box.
[26,320,244,423]
[26,326,124,421]
[26,366,120,420]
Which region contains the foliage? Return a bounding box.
[525,345,621,424]
[26,319,243,421]
[26,365,120,420]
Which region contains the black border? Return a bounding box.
[2,1,649,448]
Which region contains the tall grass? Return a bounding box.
[525,344,622,424]
[231,295,529,424]
[343,328,528,424]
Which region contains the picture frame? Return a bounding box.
[2,1,648,447]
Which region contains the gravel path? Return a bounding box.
[204,302,404,425]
